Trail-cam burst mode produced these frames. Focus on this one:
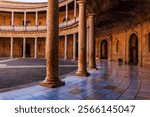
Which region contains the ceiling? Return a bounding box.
[87,0,150,35]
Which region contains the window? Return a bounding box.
[148,33,150,52]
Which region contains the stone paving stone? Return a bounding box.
[121,90,138,99]
[31,91,47,97]
[97,89,112,95]
[84,93,104,100]
[101,92,121,100]
[135,96,150,100]
[97,80,110,87]
[104,85,117,90]
[0,95,6,100]
[93,86,104,90]
[31,85,49,91]
[118,96,132,100]
[69,88,85,95]
[14,95,34,100]
[113,88,125,94]
[28,95,51,100]
[0,88,41,99]
[139,87,150,93]
[136,92,150,99]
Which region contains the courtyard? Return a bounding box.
[0,58,150,100]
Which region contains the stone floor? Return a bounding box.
[0,58,77,90]
[0,59,150,100]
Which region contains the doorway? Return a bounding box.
[26,43,31,57]
[129,33,138,65]
[100,40,108,59]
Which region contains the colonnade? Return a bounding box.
[9,37,44,58]
[64,33,77,60]
[10,0,78,26]
[42,0,97,88]
[11,11,41,26]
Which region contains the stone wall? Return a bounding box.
[96,20,150,67]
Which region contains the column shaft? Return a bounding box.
[76,0,90,76]
[74,0,77,18]
[34,37,38,58]
[64,35,68,60]
[24,12,26,26]
[88,14,97,70]
[86,27,89,63]
[66,3,68,21]
[10,37,13,58]
[23,38,26,58]
[42,0,65,88]
[35,11,38,26]
[11,11,14,26]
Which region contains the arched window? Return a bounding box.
[116,40,119,53]
[148,33,150,52]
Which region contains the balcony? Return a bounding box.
[0,17,79,32]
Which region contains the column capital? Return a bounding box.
[76,0,86,5]
[88,13,96,17]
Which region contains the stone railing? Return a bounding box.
[0,17,79,32]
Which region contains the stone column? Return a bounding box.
[74,0,77,18]
[73,33,77,60]
[23,38,26,58]
[24,11,26,26]
[64,35,68,60]
[10,37,13,58]
[42,0,65,88]
[35,11,38,26]
[66,3,68,21]
[11,11,14,26]
[88,14,97,70]
[76,0,90,76]
[34,37,38,58]
[86,26,89,63]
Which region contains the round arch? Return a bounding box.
[129,33,138,65]
[100,39,108,59]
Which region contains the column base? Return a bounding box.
[64,58,67,60]
[72,59,77,61]
[88,66,98,71]
[41,79,65,88]
[76,70,90,77]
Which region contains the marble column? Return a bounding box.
[42,0,65,88]
[34,37,38,58]
[24,11,26,26]
[10,37,13,58]
[88,14,97,70]
[76,0,90,76]
[23,38,26,58]
[35,11,38,26]
[64,35,68,60]
[73,33,77,60]
[11,11,14,26]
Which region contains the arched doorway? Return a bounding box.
[129,33,138,65]
[26,43,31,57]
[100,40,108,59]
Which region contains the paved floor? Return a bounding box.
[0,59,150,100]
